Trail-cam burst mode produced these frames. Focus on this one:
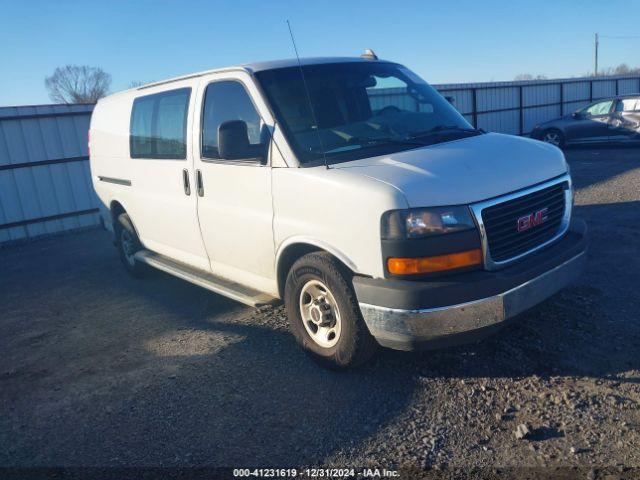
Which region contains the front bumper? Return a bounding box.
[353,219,587,351]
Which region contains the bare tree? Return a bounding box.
[514,73,548,81]
[45,65,111,103]
[588,63,640,77]
[614,63,630,75]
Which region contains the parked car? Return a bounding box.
[89,54,587,369]
[531,95,640,147]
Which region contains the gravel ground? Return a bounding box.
[1,146,639,479]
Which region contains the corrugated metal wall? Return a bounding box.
[368,74,640,136]
[433,74,640,135]
[0,104,99,244]
[0,74,639,245]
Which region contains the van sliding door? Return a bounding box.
[127,85,210,271]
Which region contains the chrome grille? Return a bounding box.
[471,175,571,268]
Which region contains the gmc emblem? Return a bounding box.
[517,208,549,232]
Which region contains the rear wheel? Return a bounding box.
[541,129,564,148]
[115,213,147,277]
[284,252,378,369]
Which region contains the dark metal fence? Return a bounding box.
[435,75,640,136]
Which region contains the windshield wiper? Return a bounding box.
[361,136,431,147]
[322,136,431,154]
[322,136,429,154]
[408,125,482,140]
[321,129,480,155]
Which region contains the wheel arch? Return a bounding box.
[109,200,142,240]
[110,200,126,223]
[275,238,358,298]
[542,127,565,145]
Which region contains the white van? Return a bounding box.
[90,55,587,368]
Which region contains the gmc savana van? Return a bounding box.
[90,55,587,368]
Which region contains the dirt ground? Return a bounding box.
[1,146,639,479]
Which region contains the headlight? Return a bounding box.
[381,206,476,239]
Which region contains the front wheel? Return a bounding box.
[284,252,378,369]
[541,129,565,148]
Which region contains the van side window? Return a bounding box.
[130,88,191,159]
[201,81,262,159]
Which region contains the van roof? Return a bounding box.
[103,57,392,100]
[242,56,390,72]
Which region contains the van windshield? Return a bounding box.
[255,62,479,165]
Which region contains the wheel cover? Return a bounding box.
[299,279,342,348]
[120,229,136,266]
[543,132,561,146]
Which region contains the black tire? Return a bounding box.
[541,128,565,148]
[284,252,378,369]
[114,213,147,277]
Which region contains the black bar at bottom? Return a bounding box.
[0,208,99,230]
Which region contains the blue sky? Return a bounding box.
[1,0,639,106]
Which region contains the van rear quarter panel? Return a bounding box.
[89,95,134,225]
[273,167,408,279]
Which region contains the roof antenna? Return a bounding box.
[286,20,329,169]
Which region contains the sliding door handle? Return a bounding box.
[196,169,204,197]
[182,169,191,196]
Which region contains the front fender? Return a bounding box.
[275,236,360,273]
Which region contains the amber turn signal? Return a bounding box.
[387,249,482,275]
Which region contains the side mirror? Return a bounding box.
[218,120,266,163]
[572,112,582,119]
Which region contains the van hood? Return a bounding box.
[333,133,568,207]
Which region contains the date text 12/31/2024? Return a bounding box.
[233,468,400,478]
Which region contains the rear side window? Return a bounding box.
[616,98,640,112]
[201,81,262,159]
[130,88,191,159]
